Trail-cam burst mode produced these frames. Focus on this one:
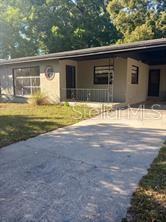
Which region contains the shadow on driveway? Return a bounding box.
[0,114,165,222]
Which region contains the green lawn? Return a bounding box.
[123,144,166,222]
[0,103,93,148]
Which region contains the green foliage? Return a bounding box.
[0,0,118,58]
[0,0,165,58]
[0,103,93,148]
[0,0,40,58]
[32,0,119,52]
[107,0,166,43]
[124,145,166,222]
[63,101,70,107]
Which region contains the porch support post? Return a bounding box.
[112,57,115,103]
[108,56,114,103]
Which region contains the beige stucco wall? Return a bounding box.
[1,56,164,104]
[125,58,149,104]
[114,58,127,102]
[40,60,60,102]
[0,60,61,103]
[77,57,127,102]
[150,65,166,99]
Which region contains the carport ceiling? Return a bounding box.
[114,47,166,65]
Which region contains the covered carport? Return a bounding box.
[59,38,166,104]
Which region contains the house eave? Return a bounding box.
[0,38,166,66]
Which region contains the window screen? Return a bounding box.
[94,66,113,84]
[131,65,139,84]
[13,66,40,96]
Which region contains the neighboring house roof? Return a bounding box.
[0,38,166,66]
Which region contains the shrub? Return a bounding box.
[63,101,70,107]
[30,92,50,105]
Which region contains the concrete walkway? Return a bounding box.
[0,106,166,222]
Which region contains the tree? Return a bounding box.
[30,0,119,53]
[1,0,165,59]
[107,0,166,43]
[0,0,40,58]
[0,0,119,58]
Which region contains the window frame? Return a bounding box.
[13,66,40,97]
[131,65,139,84]
[94,65,113,85]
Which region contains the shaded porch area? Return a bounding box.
[60,57,126,103]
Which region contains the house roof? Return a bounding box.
[0,38,166,66]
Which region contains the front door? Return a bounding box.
[66,65,76,99]
[148,70,160,97]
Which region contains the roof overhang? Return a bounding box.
[0,38,166,66]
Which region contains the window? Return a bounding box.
[131,65,139,84]
[94,65,113,84]
[13,66,40,96]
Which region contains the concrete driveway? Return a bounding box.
[0,105,166,222]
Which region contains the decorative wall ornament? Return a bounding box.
[45,66,55,80]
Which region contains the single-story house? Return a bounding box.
[0,38,166,105]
